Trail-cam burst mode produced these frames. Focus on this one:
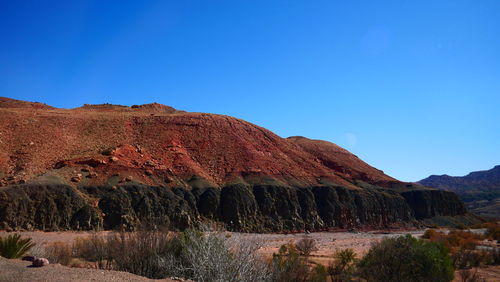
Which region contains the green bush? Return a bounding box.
[0,234,36,259]
[328,248,357,281]
[271,242,310,282]
[357,235,454,282]
[309,264,328,282]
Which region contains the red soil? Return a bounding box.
[0,97,400,189]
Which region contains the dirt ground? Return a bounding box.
[1,230,500,281]
[0,257,181,282]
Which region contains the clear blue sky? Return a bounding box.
[1,1,499,182]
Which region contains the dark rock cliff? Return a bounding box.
[0,183,466,232]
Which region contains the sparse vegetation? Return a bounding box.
[421,227,500,269]
[24,228,500,281]
[271,242,310,282]
[0,234,35,259]
[38,229,270,281]
[458,269,486,282]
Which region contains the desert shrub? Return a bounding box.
[486,248,500,265]
[444,231,482,250]
[424,230,481,251]
[73,234,112,269]
[357,235,454,282]
[484,223,500,241]
[458,269,486,282]
[106,231,172,278]
[271,242,310,282]
[422,229,443,239]
[164,229,270,282]
[309,264,328,282]
[452,248,490,269]
[295,236,318,257]
[43,241,76,265]
[37,229,271,281]
[0,234,35,259]
[328,248,357,282]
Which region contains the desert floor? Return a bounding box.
[1,229,499,281]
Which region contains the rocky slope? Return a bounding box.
[0,97,467,231]
[419,166,500,219]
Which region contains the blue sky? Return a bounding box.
[1,1,499,181]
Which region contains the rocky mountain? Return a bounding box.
[419,166,500,219]
[0,97,469,232]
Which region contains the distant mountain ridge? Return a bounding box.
[419,166,500,219]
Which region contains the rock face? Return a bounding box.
[0,183,465,232]
[0,97,468,231]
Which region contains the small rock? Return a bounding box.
[101,148,115,156]
[71,176,81,182]
[145,170,153,176]
[32,257,49,267]
[144,160,155,167]
[136,145,143,153]
[29,141,34,146]
[109,156,119,163]
[125,176,133,182]
[81,168,90,172]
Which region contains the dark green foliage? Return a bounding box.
[0,233,35,259]
[328,248,357,281]
[358,235,454,282]
[309,264,328,282]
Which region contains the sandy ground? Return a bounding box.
[1,229,424,265]
[0,257,180,282]
[230,230,426,259]
[1,230,500,281]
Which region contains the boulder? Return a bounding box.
[32,257,49,267]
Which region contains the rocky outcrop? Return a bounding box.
[401,190,467,219]
[0,184,101,231]
[0,183,467,232]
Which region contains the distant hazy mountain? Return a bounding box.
[419,166,500,219]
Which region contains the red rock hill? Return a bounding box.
[0,97,394,189]
[0,97,469,232]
